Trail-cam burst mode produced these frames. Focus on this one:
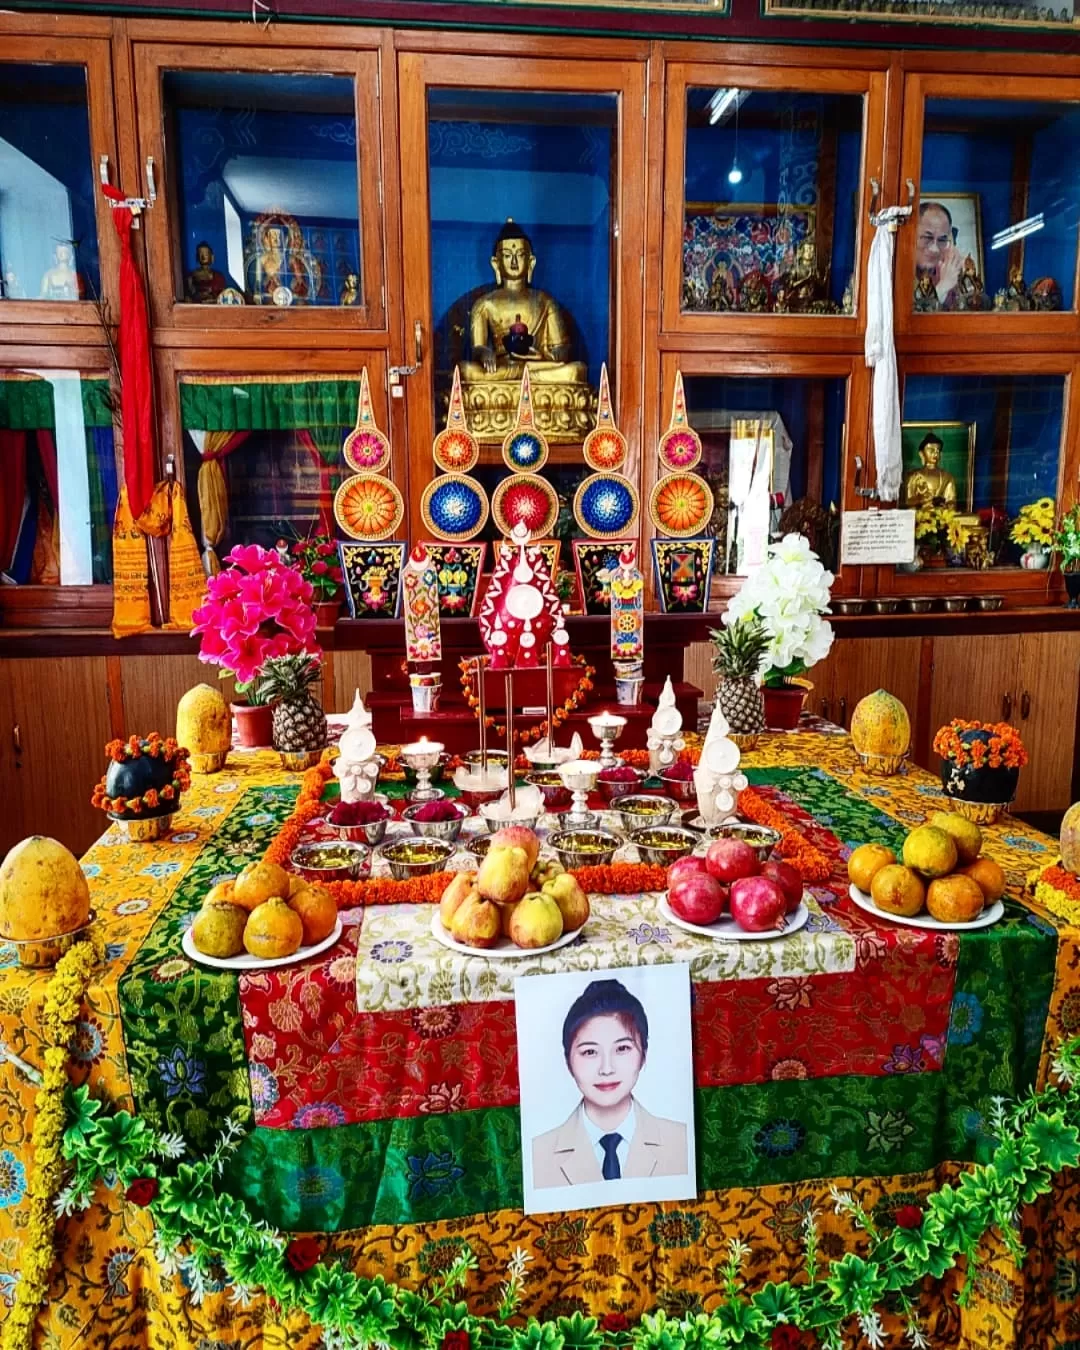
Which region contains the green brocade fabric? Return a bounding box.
[179,377,362,431]
[0,374,112,429]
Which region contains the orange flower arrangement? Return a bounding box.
[932,720,1029,771]
[458,658,595,744]
[738,787,833,883]
[91,734,191,816]
[572,863,669,894]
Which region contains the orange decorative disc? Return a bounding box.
[492,473,559,540]
[433,366,480,473]
[583,363,627,472]
[649,472,715,539]
[334,472,405,541]
[342,366,391,473]
[657,370,702,473]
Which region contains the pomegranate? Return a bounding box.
[668,872,727,926]
[729,876,787,932]
[667,855,708,890]
[762,859,803,914]
[705,838,760,885]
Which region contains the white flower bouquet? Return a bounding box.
[722,533,834,686]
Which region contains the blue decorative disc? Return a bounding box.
[502,429,549,473]
[421,473,489,542]
[573,472,640,540]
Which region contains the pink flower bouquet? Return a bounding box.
[191,544,320,687]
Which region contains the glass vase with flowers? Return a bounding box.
[1010,497,1056,570]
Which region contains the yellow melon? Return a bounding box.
[850,690,911,759]
[0,836,91,941]
[1061,801,1080,875]
[176,683,231,773]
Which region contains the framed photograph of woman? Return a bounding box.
[515,964,696,1215]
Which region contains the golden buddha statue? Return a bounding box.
[774,239,837,314]
[901,432,959,509]
[458,219,594,441]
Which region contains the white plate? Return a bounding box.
[182,917,343,970]
[657,894,809,942]
[848,883,1004,932]
[430,910,581,958]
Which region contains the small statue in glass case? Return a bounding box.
[901,431,959,510]
[842,276,855,315]
[1029,276,1063,311]
[340,273,360,305]
[914,271,940,313]
[944,255,990,312]
[184,241,228,304]
[39,242,81,301]
[245,214,317,306]
[775,239,837,313]
[738,270,769,313]
[994,263,1033,312]
[2,267,24,300]
[707,263,734,311]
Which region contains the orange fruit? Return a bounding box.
[204,879,241,908]
[927,874,986,924]
[191,901,246,958]
[848,843,897,893]
[287,872,309,898]
[243,897,303,960]
[902,826,957,879]
[287,884,338,946]
[234,861,290,912]
[870,864,925,917]
[959,856,1006,903]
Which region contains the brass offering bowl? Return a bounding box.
[943,596,970,613]
[526,771,573,811]
[402,801,469,843]
[977,595,1004,611]
[658,771,697,802]
[871,598,901,614]
[464,833,494,862]
[831,598,864,615]
[629,826,699,865]
[596,767,647,802]
[547,829,622,869]
[613,795,681,831]
[290,841,370,883]
[380,836,455,879]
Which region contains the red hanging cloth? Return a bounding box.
[102,185,154,519]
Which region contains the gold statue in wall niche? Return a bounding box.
[774,239,839,314]
[459,218,595,442]
[901,431,959,509]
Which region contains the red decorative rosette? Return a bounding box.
[492,474,559,540]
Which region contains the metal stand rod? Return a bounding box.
[505,672,516,812]
[476,655,487,773]
[545,642,555,751]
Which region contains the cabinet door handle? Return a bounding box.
[1002,692,1012,721]
[820,697,830,721]
[12,724,21,755]
[839,696,847,727]
[1021,691,1031,720]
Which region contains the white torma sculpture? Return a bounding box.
[647,675,685,777]
[334,690,380,803]
[693,703,749,824]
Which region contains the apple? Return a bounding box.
[667,855,708,890]
[668,872,727,926]
[705,838,760,885]
[762,859,803,914]
[729,876,787,932]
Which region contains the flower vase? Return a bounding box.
[1020,544,1050,570]
[232,702,274,748]
[762,679,812,731]
[1065,570,1080,608]
[314,600,342,629]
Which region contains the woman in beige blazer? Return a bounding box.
[531,978,688,1190]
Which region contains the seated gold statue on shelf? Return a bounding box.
[773,239,839,314]
[459,218,595,441]
[244,213,319,306]
[901,431,959,509]
[184,241,228,304]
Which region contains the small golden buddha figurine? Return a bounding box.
[340,273,360,305]
[245,215,314,305]
[460,219,587,385]
[39,242,80,301]
[707,263,734,312]
[184,241,227,304]
[901,432,959,509]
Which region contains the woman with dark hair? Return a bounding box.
[531,978,688,1189]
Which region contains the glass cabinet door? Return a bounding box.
[0,39,119,326]
[133,45,385,331]
[899,74,1080,329]
[663,64,886,334]
[398,53,646,550]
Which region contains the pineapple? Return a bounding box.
[258,655,328,764]
[709,618,769,736]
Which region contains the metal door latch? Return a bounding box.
[389,321,424,388]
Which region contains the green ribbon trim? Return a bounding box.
[179,378,361,431]
[0,376,112,430]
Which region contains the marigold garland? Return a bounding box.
[2,938,99,1350]
[1029,861,1080,927]
[458,658,595,744]
[932,719,1029,772]
[571,863,669,894]
[738,787,833,884]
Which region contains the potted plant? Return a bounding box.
[720,533,834,731]
[287,531,345,628]
[914,505,956,568]
[1055,503,1080,607]
[191,544,320,748]
[932,718,1028,824]
[1010,496,1055,570]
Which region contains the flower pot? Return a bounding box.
[1065,570,1080,609]
[314,600,341,629]
[232,701,274,748]
[762,679,812,731]
[1020,544,1050,570]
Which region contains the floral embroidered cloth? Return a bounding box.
[0,736,1077,1348]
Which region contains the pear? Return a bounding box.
[449,893,502,949]
[498,901,518,938]
[542,872,590,933]
[439,870,477,928]
[476,845,531,906]
[509,891,564,949]
[489,826,540,872]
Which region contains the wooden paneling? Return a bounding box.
[928,633,1021,740]
[119,654,222,738]
[331,651,374,712]
[0,658,113,858]
[828,636,923,733]
[1013,632,1080,813]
